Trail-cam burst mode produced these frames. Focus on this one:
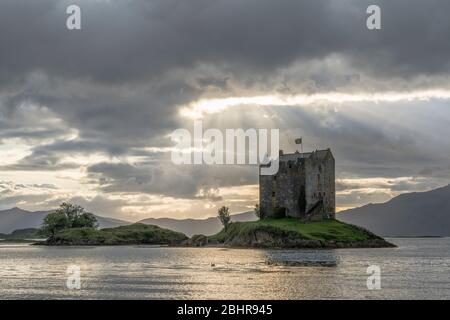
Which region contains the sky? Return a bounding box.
[1,0,450,221]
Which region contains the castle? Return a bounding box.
[259,148,335,221]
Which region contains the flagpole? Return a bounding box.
[295,137,303,154]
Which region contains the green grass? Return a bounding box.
[210,218,384,244]
[48,223,188,245]
[253,218,382,242]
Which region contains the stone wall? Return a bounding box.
[259,149,335,220]
[304,152,335,219]
[260,159,306,218]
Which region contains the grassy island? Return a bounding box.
[43,223,188,246]
[187,218,395,248]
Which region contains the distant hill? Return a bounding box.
[0,228,40,240]
[138,211,258,236]
[337,184,450,237]
[0,207,129,234]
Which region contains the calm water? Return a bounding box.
[1,238,449,300]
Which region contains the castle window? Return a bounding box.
[273,176,277,181]
[272,192,275,197]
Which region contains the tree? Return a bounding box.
[39,211,69,238]
[39,202,98,238]
[72,212,98,228]
[57,202,98,228]
[218,206,231,230]
[254,204,261,219]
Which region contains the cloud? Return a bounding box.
[3,0,450,84]
[0,180,61,210]
[86,161,257,199]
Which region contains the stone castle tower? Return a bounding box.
[259,148,335,220]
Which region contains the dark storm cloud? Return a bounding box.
[2,0,450,84]
[0,128,65,141]
[87,162,257,199]
[0,72,197,144]
[2,0,450,147]
[0,152,78,171]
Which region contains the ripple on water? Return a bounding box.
[0,239,450,299]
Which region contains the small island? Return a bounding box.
[34,203,187,246]
[185,217,394,248]
[43,223,188,246]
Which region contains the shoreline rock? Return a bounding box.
[180,237,395,249]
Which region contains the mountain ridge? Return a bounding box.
[138,211,258,236]
[337,184,450,236]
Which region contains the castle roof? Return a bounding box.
[279,149,332,162]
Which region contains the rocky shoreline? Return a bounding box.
[181,234,395,249]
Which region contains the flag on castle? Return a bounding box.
[295,137,303,153]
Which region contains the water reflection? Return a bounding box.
[1,238,450,299]
[265,250,339,267]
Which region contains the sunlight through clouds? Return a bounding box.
[180,89,450,119]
